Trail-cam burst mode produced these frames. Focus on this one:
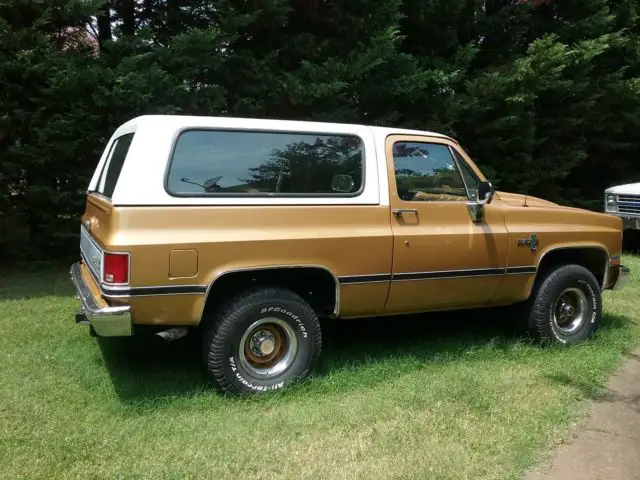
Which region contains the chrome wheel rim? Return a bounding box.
[552,287,588,334]
[238,318,298,378]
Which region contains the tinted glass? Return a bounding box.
[96,133,134,199]
[393,142,468,202]
[167,130,364,195]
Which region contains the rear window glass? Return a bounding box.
[95,133,134,198]
[166,130,364,196]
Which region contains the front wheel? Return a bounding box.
[201,287,322,394]
[524,264,602,345]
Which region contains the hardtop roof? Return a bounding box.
[114,114,452,140]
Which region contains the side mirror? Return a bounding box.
[467,181,495,223]
[478,181,494,204]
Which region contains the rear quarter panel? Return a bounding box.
[91,205,393,325]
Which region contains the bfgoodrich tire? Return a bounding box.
[524,264,602,345]
[201,287,322,394]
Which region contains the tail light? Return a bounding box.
[103,252,130,285]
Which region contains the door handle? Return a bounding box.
[392,208,418,216]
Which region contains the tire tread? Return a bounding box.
[201,286,322,394]
[524,263,601,344]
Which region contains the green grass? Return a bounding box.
[2,260,640,480]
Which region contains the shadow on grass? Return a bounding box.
[97,310,634,406]
[543,320,640,413]
[97,333,211,405]
[544,373,640,413]
[0,269,74,300]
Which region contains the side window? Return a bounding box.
[453,149,481,201]
[166,130,364,196]
[393,141,468,202]
[95,133,135,199]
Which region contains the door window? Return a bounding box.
[392,142,468,202]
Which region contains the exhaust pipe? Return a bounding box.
[155,328,188,342]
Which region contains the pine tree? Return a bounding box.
[3,0,640,260]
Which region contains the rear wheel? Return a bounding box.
[201,287,322,394]
[522,264,602,344]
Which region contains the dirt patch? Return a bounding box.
[526,349,640,480]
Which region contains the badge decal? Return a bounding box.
[518,233,538,252]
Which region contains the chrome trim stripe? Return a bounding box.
[80,259,205,298]
[392,268,505,281]
[506,266,537,275]
[81,261,537,296]
[104,285,207,297]
[338,274,392,284]
[338,266,536,284]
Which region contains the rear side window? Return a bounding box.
[95,133,134,198]
[166,130,364,196]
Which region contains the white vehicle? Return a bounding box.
[605,182,640,230]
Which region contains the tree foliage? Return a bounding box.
[2,0,640,261]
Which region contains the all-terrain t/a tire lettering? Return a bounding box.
[201,287,322,394]
[523,264,602,345]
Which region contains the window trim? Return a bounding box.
[91,133,135,199]
[391,139,470,203]
[91,138,118,196]
[163,127,367,198]
[449,146,476,200]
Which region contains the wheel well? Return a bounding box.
[536,247,608,287]
[200,267,338,323]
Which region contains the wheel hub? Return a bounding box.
[552,287,588,334]
[238,318,299,378]
[250,330,276,357]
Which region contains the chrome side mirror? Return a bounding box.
[478,181,494,204]
[466,181,494,223]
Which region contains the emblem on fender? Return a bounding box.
[518,233,538,252]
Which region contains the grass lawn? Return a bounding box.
[2,259,640,480]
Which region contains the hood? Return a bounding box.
[496,191,559,208]
[605,182,640,195]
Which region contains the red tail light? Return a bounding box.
[103,252,129,284]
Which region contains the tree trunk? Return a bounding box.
[166,0,181,37]
[118,0,136,36]
[97,1,112,47]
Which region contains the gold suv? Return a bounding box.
[70,115,629,394]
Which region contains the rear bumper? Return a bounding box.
[611,265,630,291]
[70,262,133,336]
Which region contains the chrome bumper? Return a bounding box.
[612,265,630,291]
[69,262,133,336]
[620,216,640,230]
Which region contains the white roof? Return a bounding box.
[606,182,640,195]
[96,114,453,207]
[113,114,451,140]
